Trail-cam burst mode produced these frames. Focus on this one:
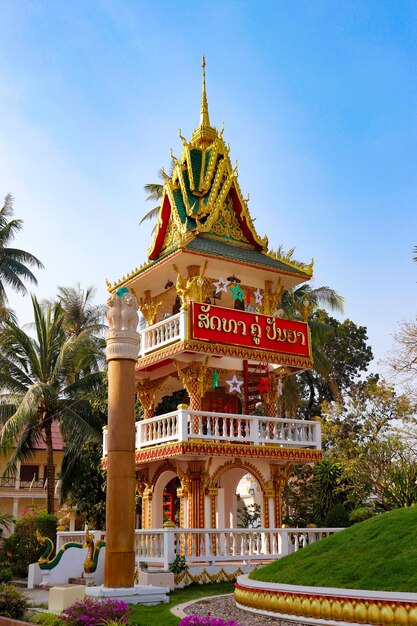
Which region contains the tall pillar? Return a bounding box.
[104,291,140,588]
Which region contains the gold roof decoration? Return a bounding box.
[191,55,218,148]
[147,59,269,261]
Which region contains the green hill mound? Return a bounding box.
[249,507,417,593]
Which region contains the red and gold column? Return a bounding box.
[187,461,205,556]
[175,362,210,432]
[270,464,292,528]
[104,291,140,588]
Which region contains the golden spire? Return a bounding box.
[192,55,217,147]
[200,55,211,128]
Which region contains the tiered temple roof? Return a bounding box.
[108,58,313,293]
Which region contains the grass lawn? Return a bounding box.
[249,506,417,592]
[128,582,235,626]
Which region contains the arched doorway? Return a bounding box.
[152,469,178,528]
[212,465,265,529]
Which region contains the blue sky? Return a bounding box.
[0,1,416,368]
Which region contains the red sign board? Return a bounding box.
[190,303,310,358]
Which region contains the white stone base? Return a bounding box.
[85,584,169,605]
[48,585,85,612]
[138,571,175,591]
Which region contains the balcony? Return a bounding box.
[103,408,321,455]
[0,477,46,490]
[137,304,312,370]
[139,311,186,358]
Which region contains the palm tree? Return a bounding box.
[0,194,43,316]
[54,284,106,377]
[53,284,106,500]
[0,296,102,513]
[139,159,175,227]
[276,249,344,418]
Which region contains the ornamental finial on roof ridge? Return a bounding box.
[191,56,217,147]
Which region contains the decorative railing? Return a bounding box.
[129,409,321,451]
[139,311,186,357]
[0,477,16,488]
[56,527,342,571]
[0,477,47,490]
[56,530,104,551]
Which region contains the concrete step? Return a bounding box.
[86,584,170,605]
[10,579,27,588]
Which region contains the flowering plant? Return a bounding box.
[62,597,130,626]
[179,616,240,626]
[0,584,29,619]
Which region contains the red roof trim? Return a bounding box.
[148,194,172,260]
[230,185,263,251]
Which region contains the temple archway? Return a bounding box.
[208,460,267,529]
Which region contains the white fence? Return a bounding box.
[57,527,342,571]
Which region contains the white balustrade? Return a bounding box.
[136,411,179,449]
[56,530,104,550]
[129,410,321,452]
[55,527,341,567]
[139,311,186,357]
[132,527,342,568]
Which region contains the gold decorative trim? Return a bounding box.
[208,459,267,493]
[136,339,313,371]
[135,441,323,465]
[234,584,417,625]
[176,566,245,586]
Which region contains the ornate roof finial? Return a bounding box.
[200,54,211,128]
[192,55,217,147]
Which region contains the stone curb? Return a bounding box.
[171,593,234,619]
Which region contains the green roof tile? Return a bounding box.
[186,237,309,276]
[190,149,202,190]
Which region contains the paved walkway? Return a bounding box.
[20,587,49,607]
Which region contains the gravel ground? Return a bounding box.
[182,594,311,625]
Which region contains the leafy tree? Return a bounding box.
[237,503,261,529]
[59,370,107,524]
[297,311,373,419]
[385,318,417,403]
[0,296,102,513]
[0,194,43,317]
[46,285,107,500]
[65,441,107,529]
[322,379,416,510]
[282,465,315,527]
[312,459,349,525]
[279,283,345,419]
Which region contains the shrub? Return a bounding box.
[179,616,241,626]
[349,506,376,524]
[3,507,57,577]
[325,503,350,527]
[169,554,188,575]
[62,597,130,626]
[0,566,12,583]
[29,611,65,626]
[0,584,29,619]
